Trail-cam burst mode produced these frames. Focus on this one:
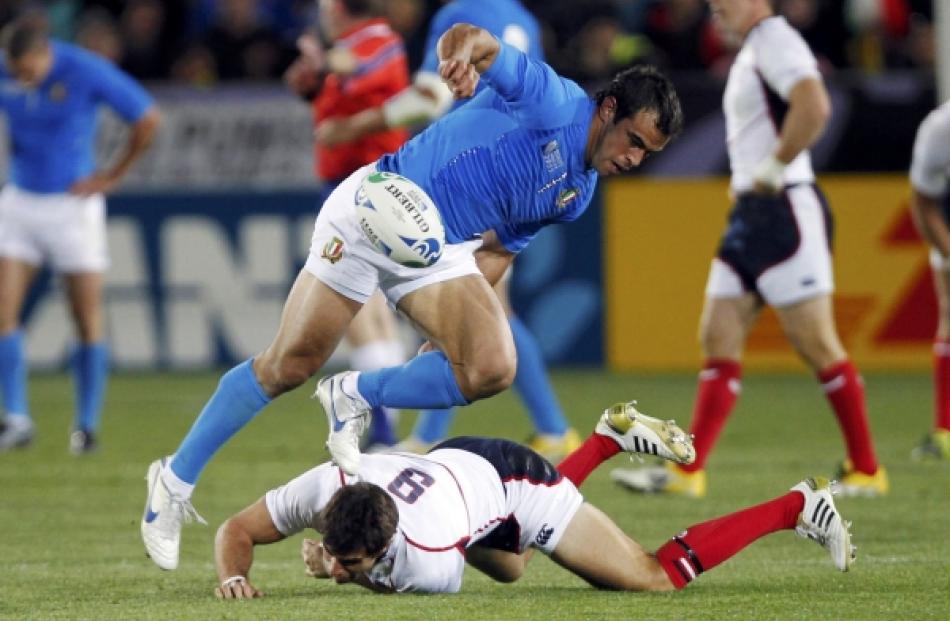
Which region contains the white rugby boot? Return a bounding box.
[595,401,696,465]
[791,476,856,571]
[141,458,206,570]
[315,372,372,475]
[0,415,34,451]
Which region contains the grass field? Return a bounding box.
[1,370,948,620]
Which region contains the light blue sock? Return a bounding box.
[71,342,109,433]
[357,351,469,409]
[0,330,29,418]
[170,359,271,484]
[412,408,456,444]
[510,316,567,436]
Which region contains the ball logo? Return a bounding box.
[384,183,430,233]
[355,171,445,268]
[402,236,443,267]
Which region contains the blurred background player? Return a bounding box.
[0,13,159,454]
[317,0,581,460]
[612,0,887,498]
[284,0,412,449]
[909,100,950,460]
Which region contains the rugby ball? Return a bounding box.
[355,171,445,268]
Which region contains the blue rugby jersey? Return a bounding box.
[0,41,154,193]
[420,0,543,111]
[377,41,597,252]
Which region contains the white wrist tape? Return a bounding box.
[382,71,454,128]
[752,153,787,190]
[221,576,247,588]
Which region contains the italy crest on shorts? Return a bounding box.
[321,236,344,264]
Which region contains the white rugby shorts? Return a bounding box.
[705,183,834,307]
[503,476,584,555]
[304,164,482,305]
[0,184,108,272]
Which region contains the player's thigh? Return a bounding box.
[774,294,845,370]
[0,258,39,332]
[397,274,514,372]
[62,271,104,342]
[492,265,513,316]
[698,292,761,359]
[550,503,673,592]
[255,269,362,395]
[345,291,398,346]
[465,545,530,583]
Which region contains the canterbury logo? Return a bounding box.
[535,524,554,546]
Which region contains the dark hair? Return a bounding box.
[595,65,684,139]
[0,13,50,61]
[340,0,377,17]
[320,483,398,557]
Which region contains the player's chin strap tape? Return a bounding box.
[672,536,704,575]
[221,576,248,588]
[383,71,455,128]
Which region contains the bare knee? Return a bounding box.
[490,563,524,584]
[455,351,516,400]
[699,320,743,359]
[618,560,676,592]
[254,351,321,397]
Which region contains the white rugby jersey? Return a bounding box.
[910,102,950,198]
[264,449,506,593]
[723,16,821,192]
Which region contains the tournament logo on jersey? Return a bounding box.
[556,188,579,209]
[542,140,564,171]
[48,82,67,102]
[321,236,345,264]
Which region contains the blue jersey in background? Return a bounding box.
[0,41,153,194]
[379,42,597,253]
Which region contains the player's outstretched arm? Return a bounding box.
[214,498,285,600]
[437,24,500,99]
[69,106,161,196]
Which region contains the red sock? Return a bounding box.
[656,490,804,588]
[680,358,742,473]
[934,340,950,431]
[818,359,878,474]
[556,434,619,487]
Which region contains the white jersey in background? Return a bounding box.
[724,16,821,192]
[264,445,582,593]
[910,101,950,197]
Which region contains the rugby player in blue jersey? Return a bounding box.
[142,22,682,571]
[0,14,159,454]
[320,0,581,460]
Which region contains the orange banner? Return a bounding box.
[605,175,934,371]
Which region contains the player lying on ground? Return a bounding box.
[211,402,853,598]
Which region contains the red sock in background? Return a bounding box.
[818,359,878,474]
[680,358,742,473]
[655,490,804,588]
[934,340,950,431]
[556,434,619,487]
